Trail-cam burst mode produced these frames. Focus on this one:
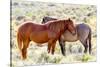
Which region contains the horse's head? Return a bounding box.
[42,16,57,24]
[65,18,76,35]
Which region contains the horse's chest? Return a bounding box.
[62,30,78,42]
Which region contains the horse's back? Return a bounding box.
[18,22,34,31]
[76,23,90,30]
[17,22,48,41]
[18,22,47,32]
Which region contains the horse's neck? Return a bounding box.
[46,22,65,33]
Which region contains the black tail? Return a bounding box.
[88,29,92,54]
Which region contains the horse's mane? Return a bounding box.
[47,20,68,33]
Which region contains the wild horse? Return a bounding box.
[17,18,76,59]
[42,16,92,56]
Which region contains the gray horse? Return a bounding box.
[42,16,91,56]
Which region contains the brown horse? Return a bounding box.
[42,16,92,56]
[17,18,76,60]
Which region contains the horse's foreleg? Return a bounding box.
[47,44,51,53]
[48,40,52,53]
[59,39,66,56]
[51,41,56,55]
[21,40,29,60]
[80,38,88,54]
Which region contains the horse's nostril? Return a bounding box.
[72,30,76,35]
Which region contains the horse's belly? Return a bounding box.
[62,31,78,42]
[30,31,49,43]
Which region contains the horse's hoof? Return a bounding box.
[89,50,91,54]
[51,52,54,55]
[21,56,27,60]
[63,53,66,56]
[84,50,87,53]
[21,57,26,60]
[48,50,50,54]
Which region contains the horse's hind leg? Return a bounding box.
[17,32,22,50]
[83,41,88,53]
[84,38,91,54]
[59,39,66,56]
[21,40,29,60]
[80,40,88,53]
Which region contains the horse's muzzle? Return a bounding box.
[71,30,76,35]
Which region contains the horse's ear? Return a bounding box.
[68,18,71,21]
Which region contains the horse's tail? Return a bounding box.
[17,30,23,50]
[88,28,92,54]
